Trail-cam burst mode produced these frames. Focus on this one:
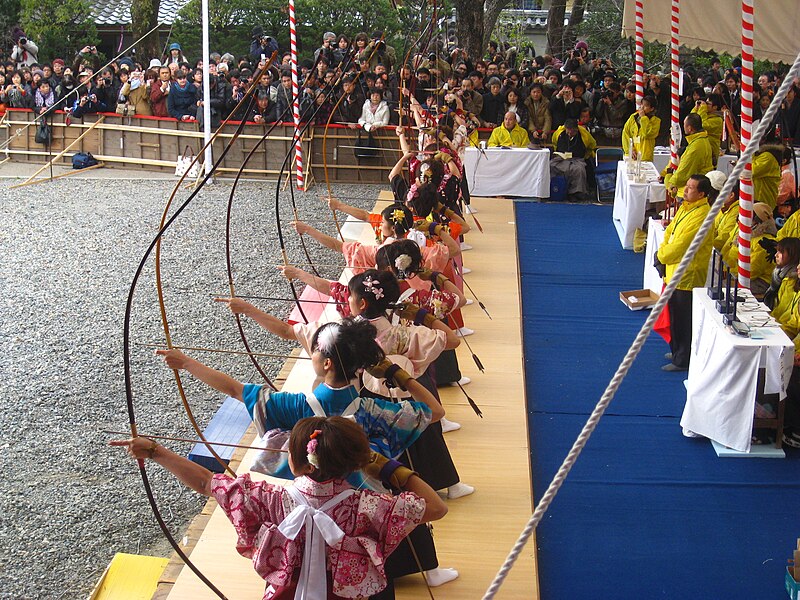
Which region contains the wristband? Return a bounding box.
[146,440,158,459]
[414,308,430,326]
[428,222,440,237]
[383,363,402,386]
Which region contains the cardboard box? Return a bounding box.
[620,289,660,311]
[786,566,800,599]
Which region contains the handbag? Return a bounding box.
[175,145,200,178]
[34,119,51,145]
[115,103,135,117]
[354,130,378,159]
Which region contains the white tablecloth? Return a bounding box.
[463,147,550,198]
[653,150,737,177]
[680,289,793,453]
[612,160,665,249]
[643,218,666,295]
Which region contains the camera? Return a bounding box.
[103,77,112,85]
[599,89,613,100]
[428,53,436,62]
[19,37,27,45]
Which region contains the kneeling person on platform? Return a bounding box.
[550,118,592,201]
[487,111,530,148]
[656,174,714,372]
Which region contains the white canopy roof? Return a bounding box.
[621,0,800,65]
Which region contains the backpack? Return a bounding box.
[72,152,98,169]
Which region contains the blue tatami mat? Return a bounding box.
[516,202,800,599]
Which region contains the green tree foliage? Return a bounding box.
[20,0,98,62]
[172,0,403,63]
[0,0,21,58]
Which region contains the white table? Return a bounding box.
[680,288,793,453]
[463,147,550,198]
[643,218,666,295]
[653,150,737,176]
[612,160,665,249]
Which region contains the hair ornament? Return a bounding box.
[395,254,412,274]
[306,430,322,468]
[391,209,406,225]
[418,162,433,184]
[362,276,384,300]
[316,323,341,355]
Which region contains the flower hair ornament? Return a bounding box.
[306,429,322,469]
[362,276,384,300]
[316,323,341,355]
[394,254,413,279]
[391,208,407,225]
[417,162,433,184]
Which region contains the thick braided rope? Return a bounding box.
[289,0,304,190]
[668,0,681,170]
[634,0,645,105]
[481,52,800,600]
[737,0,755,288]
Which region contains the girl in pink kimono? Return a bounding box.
[111,416,447,599]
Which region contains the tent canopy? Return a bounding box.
[622,0,800,65]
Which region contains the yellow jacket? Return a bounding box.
[778,209,800,240]
[770,276,800,349]
[713,201,739,251]
[550,124,597,159]
[664,131,713,199]
[722,231,775,287]
[691,103,723,165]
[751,151,781,209]
[621,112,661,162]
[657,197,713,289]
[487,124,530,148]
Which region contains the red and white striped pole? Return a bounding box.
[737,0,754,288]
[288,0,305,190]
[668,0,680,170]
[634,0,645,105]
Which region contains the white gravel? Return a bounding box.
[0,175,379,599]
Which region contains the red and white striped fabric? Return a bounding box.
[669,0,680,170]
[288,0,304,190]
[634,0,645,105]
[737,0,754,288]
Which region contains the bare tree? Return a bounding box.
[452,0,515,61]
[131,0,161,61]
[562,0,586,49]
[547,0,566,56]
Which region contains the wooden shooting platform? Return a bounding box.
[158,192,538,599]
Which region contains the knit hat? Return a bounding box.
[753,202,773,223]
[575,40,588,51]
[53,58,65,67]
[705,170,727,192]
[32,68,44,78]
[323,31,336,41]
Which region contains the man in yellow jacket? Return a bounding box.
[621,96,660,162]
[691,94,724,165]
[487,111,531,147]
[663,114,713,200]
[656,173,714,371]
[751,146,782,209]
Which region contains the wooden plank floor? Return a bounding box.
[165,194,538,599]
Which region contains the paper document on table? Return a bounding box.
[553,152,573,159]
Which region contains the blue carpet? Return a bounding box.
[517,202,800,599]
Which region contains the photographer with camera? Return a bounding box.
[593,80,627,145]
[458,78,482,116]
[93,67,119,112]
[250,26,278,63]
[314,32,337,67]
[10,28,38,69]
[358,31,396,73]
[72,46,101,81]
[71,71,107,118]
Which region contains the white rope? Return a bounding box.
[481,49,800,600]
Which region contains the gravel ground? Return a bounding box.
[0,175,379,599]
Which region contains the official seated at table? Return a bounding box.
[551,108,597,160]
[550,118,595,202]
[656,174,714,372]
[487,111,531,148]
[622,96,661,162]
[721,202,777,298]
[662,114,713,200]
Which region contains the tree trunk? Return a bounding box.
[546,0,566,57]
[562,0,586,50]
[131,0,161,62]
[483,0,513,52]
[453,0,485,63]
